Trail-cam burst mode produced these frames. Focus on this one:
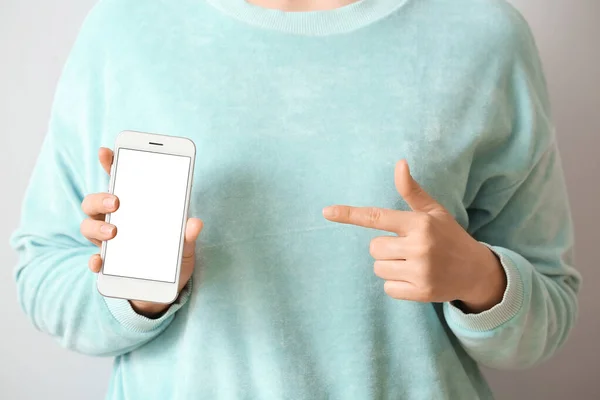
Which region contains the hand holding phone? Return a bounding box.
[81,133,202,317]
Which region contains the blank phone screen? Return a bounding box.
[102,148,191,283]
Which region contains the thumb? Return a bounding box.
[183,218,203,258]
[98,147,114,176]
[394,160,444,213]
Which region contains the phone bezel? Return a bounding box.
[97,130,196,304]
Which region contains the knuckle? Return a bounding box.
[383,281,401,300]
[383,281,395,297]
[414,242,431,257]
[369,238,380,257]
[367,207,382,225]
[82,194,101,215]
[390,238,403,255]
[416,264,433,284]
[373,261,384,277]
[419,213,434,231]
[81,197,89,214]
[420,284,436,300]
[182,251,196,262]
[79,219,89,235]
[423,241,435,255]
[411,184,425,199]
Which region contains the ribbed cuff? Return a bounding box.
[103,279,192,333]
[444,243,524,332]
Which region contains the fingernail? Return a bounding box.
[323,206,337,218]
[100,224,114,235]
[103,197,116,210]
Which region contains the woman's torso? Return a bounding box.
[87,0,519,398]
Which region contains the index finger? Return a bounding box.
[99,147,114,175]
[322,205,416,235]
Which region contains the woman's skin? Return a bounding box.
[82,148,507,318]
[81,0,507,319]
[247,0,359,12]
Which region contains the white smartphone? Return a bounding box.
[97,130,196,303]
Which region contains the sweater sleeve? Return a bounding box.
[442,8,581,369]
[9,4,190,357]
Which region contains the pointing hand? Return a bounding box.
[323,160,506,313]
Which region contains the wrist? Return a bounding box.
[129,300,171,319]
[459,243,507,313]
[128,277,191,318]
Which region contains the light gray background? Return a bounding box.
[1,0,598,398]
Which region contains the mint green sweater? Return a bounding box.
[11,0,581,399]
